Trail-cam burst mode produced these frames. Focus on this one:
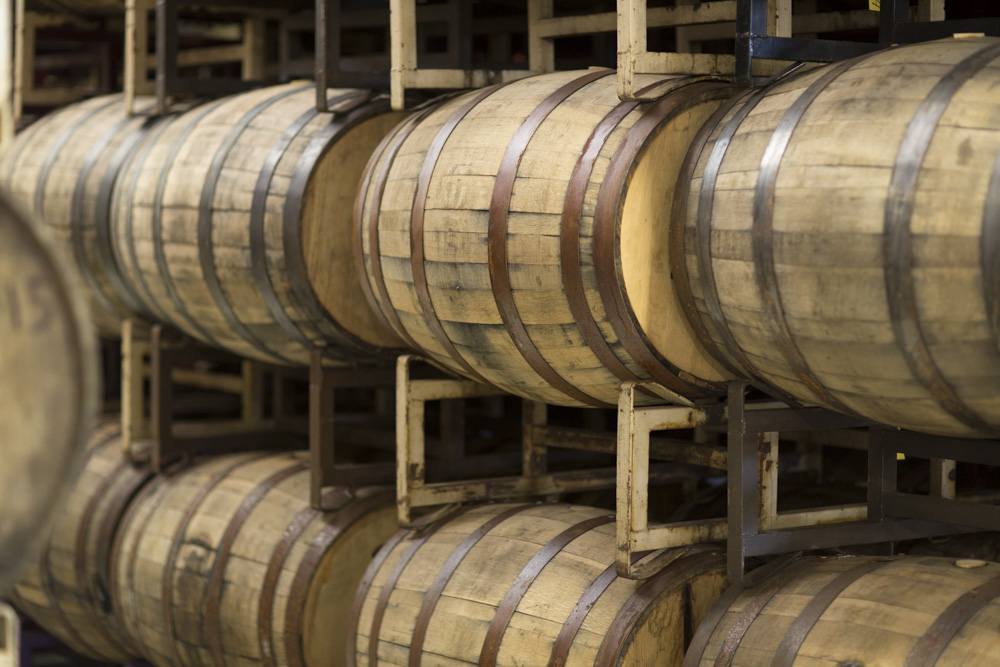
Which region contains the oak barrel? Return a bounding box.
[111,451,396,667]
[0,187,97,593]
[673,36,1000,438]
[7,418,149,663]
[0,93,162,336]
[351,502,728,666]
[684,555,1000,667]
[111,82,407,366]
[357,71,736,407]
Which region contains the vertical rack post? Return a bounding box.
[0,603,18,667]
[389,0,416,111]
[154,0,178,114]
[308,348,396,510]
[0,0,13,148]
[526,0,554,74]
[121,318,150,461]
[315,0,340,111]
[12,0,26,121]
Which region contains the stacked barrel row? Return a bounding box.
[3,37,999,440]
[0,83,406,365]
[355,36,1000,438]
[5,418,400,666]
[13,417,1000,667]
[8,420,743,667]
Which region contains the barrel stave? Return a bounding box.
[0,95,153,335]
[354,502,727,667]
[689,556,1000,667]
[361,72,734,406]
[679,37,1000,437]
[113,83,405,366]
[7,419,145,664]
[113,451,395,667]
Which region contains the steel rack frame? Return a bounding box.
[120,320,397,510]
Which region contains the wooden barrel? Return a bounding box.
[111,82,407,366]
[0,187,97,593]
[351,502,728,666]
[7,418,150,664]
[357,71,736,407]
[111,450,396,667]
[0,93,162,337]
[673,36,1000,438]
[684,555,1000,666]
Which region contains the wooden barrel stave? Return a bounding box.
[7,418,148,663]
[685,556,1000,667]
[676,37,1000,437]
[359,72,736,407]
[113,83,406,366]
[0,94,158,336]
[352,502,728,667]
[112,451,396,667]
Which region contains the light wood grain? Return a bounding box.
[111,82,406,366]
[676,37,1000,438]
[7,418,146,664]
[0,94,157,337]
[687,555,1000,667]
[352,502,727,666]
[111,450,396,667]
[359,71,735,407]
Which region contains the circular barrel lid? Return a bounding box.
[0,188,97,593]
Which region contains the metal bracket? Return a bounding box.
[121,320,280,470]
[616,381,729,578]
[396,356,702,528]
[613,378,994,583]
[308,347,395,510]
[124,0,269,115]
[13,1,111,119]
[388,0,532,110]
[880,0,1000,46]
[723,381,1000,584]
[734,0,879,88]
[146,324,277,472]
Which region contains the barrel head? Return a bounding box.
[0,189,97,593]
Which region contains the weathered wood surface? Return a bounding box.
[674,36,1000,438]
[0,94,160,337]
[0,188,97,594]
[685,555,1000,667]
[351,502,728,666]
[358,70,736,406]
[111,450,396,667]
[7,418,148,663]
[112,82,406,366]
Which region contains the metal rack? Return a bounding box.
[118,320,396,510]
[735,0,1000,87]
[125,0,280,115]
[616,378,1000,583]
[12,0,113,118]
[394,355,704,528]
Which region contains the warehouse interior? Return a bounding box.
[1,1,1000,665]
